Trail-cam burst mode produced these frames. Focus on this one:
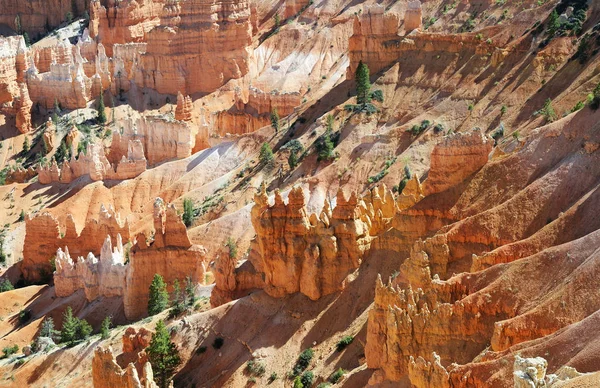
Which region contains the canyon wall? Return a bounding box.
[132,0,253,95]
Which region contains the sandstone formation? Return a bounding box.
[108,116,194,166]
[174,92,192,122]
[123,198,206,320]
[130,0,253,95]
[423,129,492,195]
[92,346,158,388]
[0,36,31,132]
[21,205,130,283]
[404,1,422,32]
[54,234,127,300]
[0,0,87,37]
[52,198,207,320]
[213,87,301,135]
[37,141,146,184]
[5,166,36,184]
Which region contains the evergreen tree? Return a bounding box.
[40,317,58,339]
[182,198,194,227]
[97,91,107,124]
[270,109,280,133]
[75,319,92,340]
[0,279,14,293]
[100,316,112,340]
[147,320,182,388]
[184,276,195,307]
[259,142,274,166]
[60,306,78,344]
[288,150,298,169]
[355,61,371,105]
[148,274,169,316]
[22,136,30,153]
[171,279,182,309]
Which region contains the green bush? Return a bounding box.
[292,348,313,376]
[300,371,314,386]
[212,337,224,349]
[60,307,92,345]
[259,143,274,166]
[246,360,266,377]
[329,368,346,384]
[1,344,18,359]
[336,335,353,351]
[182,198,195,227]
[0,279,14,292]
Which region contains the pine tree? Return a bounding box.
[75,319,92,340]
[147,320,182,388]
[60,307,78,344]
[184,276,195,307]
[288,150,298,169]
[22,136,30,153]
[97,91,107,124]
[270,109,280,134]
[355,61,371,105]
[259,142,274,166]
[40,317,58,339]
[100,316,112,340]
[182,198,194,227]
[148,274,169,316]
[171,279,182,309]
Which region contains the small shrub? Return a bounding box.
[293,376,304,388]
[268,372,278,383]
[336,335,353,351]
[182,198,195,227]
[300,371,314,386]
[433,123,444,134]
[246,360,266,377]
[370,89,384,103]
[329,368,346,384]
[100,316,112,340]
[1,344,18,359]
[196,346,207,355]
[259,142,274,167]
[19,309,31,324]
[212,337,224,349]
[292,348,313,376]
[225,238,237,259]
[0,279,14,292]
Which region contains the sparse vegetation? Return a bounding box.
[60,306,92,345]
[100,316,112,340]
[300,371,314,386]
[97,90,107,124]
[225,237,238,259]
[259,142,275,167]
[409,120,431,136]
[246,360,266,377]
[270,109,280,133]
[1,344,18,359]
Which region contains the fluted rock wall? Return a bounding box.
[174,92,192,121]
[37,141,146,184]
[21,205,130,283]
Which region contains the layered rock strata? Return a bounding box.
[0,0,87,37]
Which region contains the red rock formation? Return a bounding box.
[133,0,252,94]
[0,0,87,37]
[108,116,194,166]
[89,0,163,56]
[404,1,422,32]
[124,198,206,320]
[14,82,32,133]
[5,166,36,184]
[38,141,146,184]
[54,234,127,300]
[92,346,158,388]
[21,205,130,283]
[211,185,396,305]
[174,92,192,122]
[423,129,492,195]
